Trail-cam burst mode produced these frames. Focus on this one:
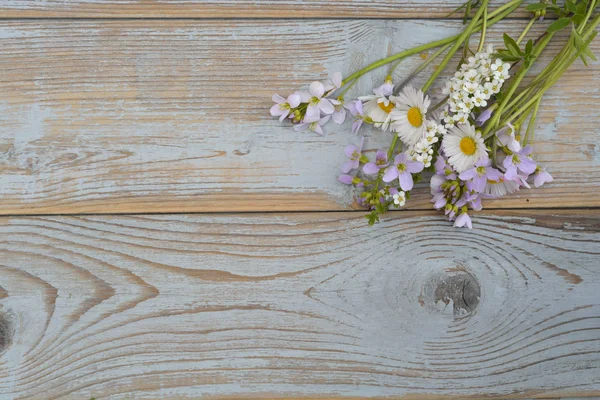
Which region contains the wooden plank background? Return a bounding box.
[0,1,599,399]
[1,20,599,214]
[0,1,532,19]
[0,211,599,399]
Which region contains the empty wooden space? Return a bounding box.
[0,1,599,399]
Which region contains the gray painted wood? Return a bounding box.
[0,20,599,214]
[0,211,599,399]
[0,1,530,19]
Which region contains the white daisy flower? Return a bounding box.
[484,176,520,198]
[358,80,395,131]
[390,85,431,146]
[442,123,488,173]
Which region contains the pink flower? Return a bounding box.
[459,159,503,193]
[454,212,473,229]
[294,115,330,136]
[498,123,521,152]
[363,150,389,175]
[503,145,537,179]
[324,72,343,92]
[270,93,301,122]
[304,81,334,122]
[533,167,553,187]
[382,152,424,191]
[341,136,365,173]
[330,99,347,124]
[346,100,365,134]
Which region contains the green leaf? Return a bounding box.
[565,0,577,13]
[525,39,533,56]
[503,33,523,57]
[493,50,522,62]
[547,17,571,33]
[572,13,585,25]
[526,3,547,11]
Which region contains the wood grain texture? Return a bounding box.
[0,210,599,399]
[0,1,530,19]
[1,20,599,214]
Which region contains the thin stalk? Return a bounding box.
[393,43,452,95]
[523,97,541,146]
[340,0,524,87]
[516,17,536,45]
[423,0,490,92]
[478,4,488,52]
[483,32,554,139]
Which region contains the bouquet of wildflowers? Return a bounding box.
[270,0,598,228]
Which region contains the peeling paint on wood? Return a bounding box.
[0,210,599,399]
[0,20,599,214]
[0,1,532,19]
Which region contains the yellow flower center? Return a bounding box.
[378,101,395,114]
[459,136,477,156]
[407,107,423,127]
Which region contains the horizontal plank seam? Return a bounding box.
[2,206,599,218]
[0,16,540,21]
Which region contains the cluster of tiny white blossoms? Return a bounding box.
[407,120,446,167]
[266,0,594,228]
[442,45,510,128]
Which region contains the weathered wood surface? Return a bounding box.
[1,20,599,214]
[0,210,599,399]
[0,1,531,19]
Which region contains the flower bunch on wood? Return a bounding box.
[270,0,597,227]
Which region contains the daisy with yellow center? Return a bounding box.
[358,78,396,131]
[390,85,430,146]
[442,122,488,173]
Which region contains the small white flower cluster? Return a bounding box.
[442,45,510,128]
[408,120,445,167]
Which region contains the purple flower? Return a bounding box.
[338,174,353,185]
[459,159,503,193]
[363,150,389,175]
[533,167,553,188]
[504,145,537,179]
[346,100,365,134]
[341,136,365,173]
[475,107,494,126]
[454,212,473,229]
[498,123,521,152]
[304,81,334,122]
[330,99,347,124]
[294,115,330,136]
[324,72,343,92]
[382,152,424,191]
[434,155,457,180]
[270,93,301,122]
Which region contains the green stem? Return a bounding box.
[423,0,490,92]
[516,17,536,45]
[393,43,452,95]
[387,135,399,161]
[478,4,488,52]
[482,31,554,139]
[523,97,541,146]
[340,0,524,87]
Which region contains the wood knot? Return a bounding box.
[420,269,481,317]
[0,312,14,353]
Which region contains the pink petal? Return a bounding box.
[504,165,517,180]
[293,123,309,132]
[332,72,342,88]
[382,167,399,183]
[518,157,537,174]
[319,98,335,115]
[304,105,321,123]
[332,108,346,124]
[287,93,301,108]
[344,145,357,159]
[486,168,503,181]
[363,162,379,175]
[270,104,284,117]
[341,160,355,174]
[309,81,325,98]
[399,172,414,191]
[405,160,424,174]
[459,168,477,181]
[272,94,286,104]
[279,110,290,122]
